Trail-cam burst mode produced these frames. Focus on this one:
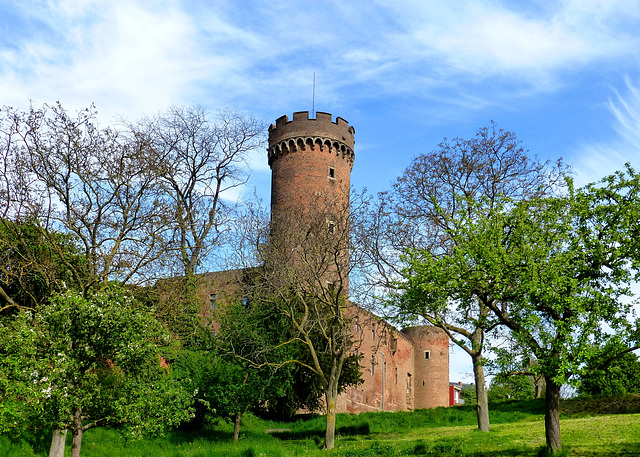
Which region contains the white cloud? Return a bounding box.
[0,0,210,119]
[573,77,640,186]
[2,0,640,124]
[374,0,640,89]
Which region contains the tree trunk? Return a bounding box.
[324,387,338,450]
[70,406,84,457]
[544,377,562,453]
[48,429,67,457]
[534,374,546,398]
[232,412,242,442]
[472,352,490,432]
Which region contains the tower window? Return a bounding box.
[328,166,335,179]
[371,355,375,375]
[424,350,430,360]
[210,293,217,309]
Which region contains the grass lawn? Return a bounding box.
[2,396,639,456]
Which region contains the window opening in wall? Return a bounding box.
[390,337,398,354]
[424,350,430,360]
[328,166,335,179]
[355,316,359,332]
[422,380,425,386]
[372,328,375,340]
[210,293,217,309]
[395,367,398,384]
[371,355,375,375]
[327,220,336,234]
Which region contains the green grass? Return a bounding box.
[2,396,640,456]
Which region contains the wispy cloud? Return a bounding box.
[573,77,640,186]
[0,0,208,118]
[2,0,640,125]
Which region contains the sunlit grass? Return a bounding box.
[2,397,640,456]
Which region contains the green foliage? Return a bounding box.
[0,284,193,439]
[460,384,477,405]
[489,376,536,401]
[395,165,640,451]
[213,295,362,422]
[0,219,83,312]
[143,276,210,347]
[577,341,640,396]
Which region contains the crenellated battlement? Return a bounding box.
[268,111,355,169]
[269,111,355,147]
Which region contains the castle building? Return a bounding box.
[202,111,450,413]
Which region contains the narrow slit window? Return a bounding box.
[210,293,217,309]
[328,166,335,179]
[424,350,430,360]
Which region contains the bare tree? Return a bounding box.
[247,192,367,450]
[128,105,263,343]
[364,122,567,432]
[131,105,264,277]
[2,103,167,296]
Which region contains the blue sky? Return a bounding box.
[3,0,640,381]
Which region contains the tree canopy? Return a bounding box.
[0,285,193,457]
[396,165,640,452]
[374,123,566,432]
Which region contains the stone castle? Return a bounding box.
[201,111,452,413]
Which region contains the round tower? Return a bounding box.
[402,326,450,408]
[268,111,354,215]
[267,111,355,295]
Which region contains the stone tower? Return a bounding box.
[267,111,355,295]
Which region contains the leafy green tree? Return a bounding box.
[488,376,535,401]
[206,290,361,440]
[577,341,640,396]
[169,300,285,442]
[369,123,565,432]
[399,166,640,453]
[0,285,194,457]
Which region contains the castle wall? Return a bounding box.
[337,307,416,413]
[335,307,449,413]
